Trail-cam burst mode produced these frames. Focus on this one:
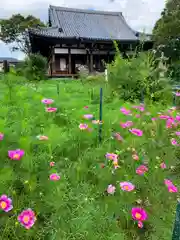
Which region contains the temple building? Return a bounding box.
[28,5,153,78]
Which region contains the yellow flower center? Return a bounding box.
[13,154,20,159]
[124,185,129,190]
[23,215,30,224]
[0,201,7,209]
[135,213,142,220]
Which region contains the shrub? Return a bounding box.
[24,53,48,81]
[107,50,172,104]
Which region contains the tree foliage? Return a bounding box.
[0,14,45,55]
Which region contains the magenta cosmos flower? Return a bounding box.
[168,185,178,193]
[136,165,148,175]
[171,138,179,146]
[164,179,173,186]
[0,195,13,212]
[120,121,133,128]
[176,92,180,96]
[160,162,166,169]
[120,107,131,115]
[105,153,118,161]
[8,149,25,160]
[46,107,57,112]
[176,132,180,136]
[0,132,4,141]
[129,128,143,136]
[79,123,88,130]
[120,182,135,192]
[18,208,36,229]
[107,184,116,194]
[41,98,54,104]
[49,173,60,181]
[83,114,93,120]
[132,207,148,221]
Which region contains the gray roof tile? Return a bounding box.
[29,5,138,41]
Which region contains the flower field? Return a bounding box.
[0,76,180,239]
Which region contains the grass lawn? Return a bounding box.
[0,76,179,239]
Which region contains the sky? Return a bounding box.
[0,0,165,60]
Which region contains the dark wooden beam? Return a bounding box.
[68,48,71,74]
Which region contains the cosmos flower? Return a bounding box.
[50,162,55,167]
[79,123,88,130]
[131,207,148,222]
[8,149,25,160]
[83,114,93,120]
[132,154,139,161]
[46,107,57,112]
[0,132,4,141]
[107,184,116,194]
[49,173,60,181]
[176,132,180,136]
[168,185,178,193]
[176,92,180,96]
[129,128,143,137]
[120,107,131,115]
[136,165,148,175]
[160,162,166,169]
[105,153,118,161]
[41,99,54,104]
[0,195,13,212]
[164,179,173,186]
[120,182,135,192]
[120,121,133,128]
[18,209,36,229]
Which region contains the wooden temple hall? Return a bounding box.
[28,5,153,78]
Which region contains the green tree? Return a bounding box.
[0,14,45,55]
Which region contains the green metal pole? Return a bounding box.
[172,203,180,240]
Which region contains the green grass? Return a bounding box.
[0,75,179,239]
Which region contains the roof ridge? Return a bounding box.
[49,5,122,16]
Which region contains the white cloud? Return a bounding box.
[0,0,165,59]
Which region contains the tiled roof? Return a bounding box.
[29,5,138,41]
[0,57,19,63]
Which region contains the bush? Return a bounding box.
[107,49,172,104]
[24,53,48,81]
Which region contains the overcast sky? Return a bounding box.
[0,0,165,60]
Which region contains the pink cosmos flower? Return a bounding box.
[159,115,170,120]
[164,179,173,186]
[107,184,116,194]
[138,221,144,228]
[135,114,140,118]
[79,123,88,130]
[37,135,48,140]
[132,154,139,161]
[176,132,180,136]
[49,173,60,181]
[105,153,118,161]
[8,149,25,160]
[171,138,179,146]
[112,132,123,141]
[120,107,131,115]
[176,92,180,96]
[160,162,166,169]
[176,115,180,121]
[46,107,57,112]
[168,185,178,193]
[129,128,143,137]
[0,195,13,212]
[136,165,148,175]
[84,106,89,109]
[41,99,54,105]
[0,132,4,141]
[50,161,55,167]
[132,105,145,112]
[152,118,157,121]
[83,114,93,120]
[18,209,36,229]
[120,182,135,192]
[132,207,148,221]
[120,121,133,128]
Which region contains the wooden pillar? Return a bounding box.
[89,50,93,73]
[86,50,89,67]
[68,48,71,74]
[3,60,9,73]
[52,47,56,73]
